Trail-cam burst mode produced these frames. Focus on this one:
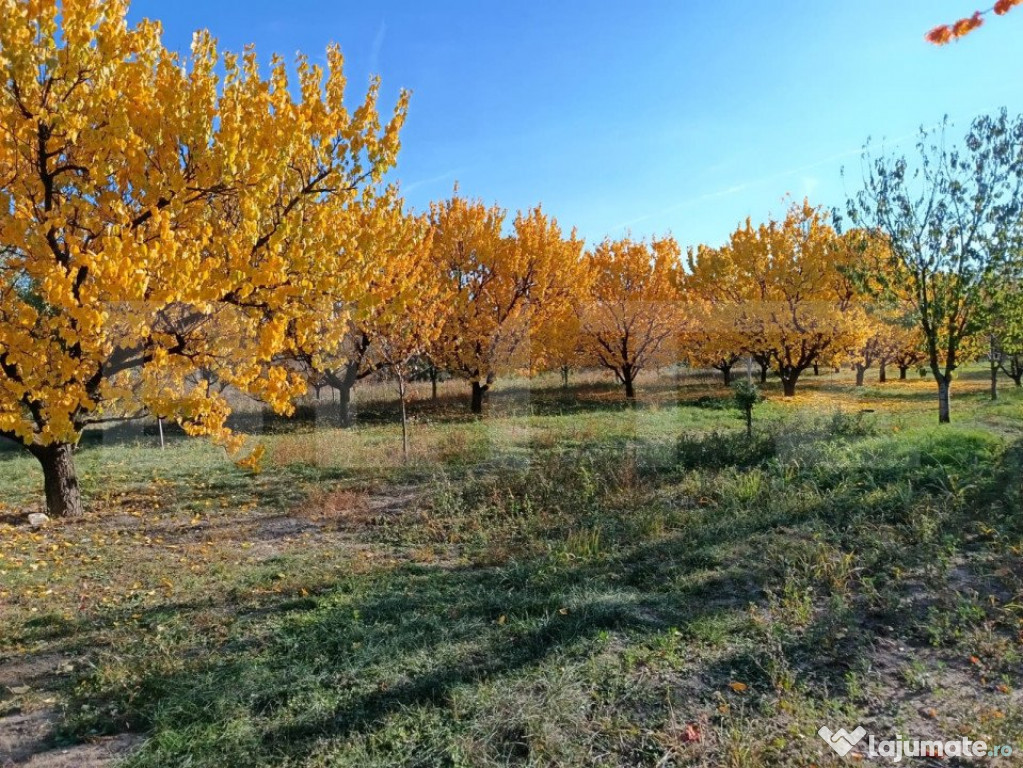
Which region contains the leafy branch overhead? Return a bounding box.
[926,0,1022,44]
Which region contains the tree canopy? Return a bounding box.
[0,0,407,514]
[847,112,1023,422]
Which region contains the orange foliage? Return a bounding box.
[927,1,1021,44]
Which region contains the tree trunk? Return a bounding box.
[430,367,438,401]
[337,382,354,427]
[879,360,887,383]
[1012,355,1023,387]
[623,365,636,400]
[720,364,732,386]
[989,336,999,402]
[855,365,865,387]
[470,381,488,415]
[813,363,820,376]
[781,370,798,397]
[31,442,83,518]
[1001,354,1023,386]
[759,364,768,385]
[334,361,361,428]
[899,365,908,380]
[745,408,753,439]
[561,365,570,389]
[398,376,410,461]
[937,375,951,424]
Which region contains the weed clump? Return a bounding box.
[675,430,776,470]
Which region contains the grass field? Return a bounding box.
[1,367,1022,766]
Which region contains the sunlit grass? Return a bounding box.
[1,364,1021,766]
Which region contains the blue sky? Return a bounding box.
[128,1,1023,249]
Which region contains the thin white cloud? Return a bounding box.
[607,131,926,235]
[401,168,466,195]
[610,184,749,231]
[369,21,386,74]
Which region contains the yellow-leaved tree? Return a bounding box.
[300,192,450,455]
[680,257,747,385]
[429,195,583,414]
[539,308,587,389]
[686,232,775,385]
[534,253,592,390]
[887,322,927,380]
[847,316,888,387]
[577,236,685,399]
[372,223,451,459]
[296,193,431,428]
[0,0,407,516]
[689,202,867,397]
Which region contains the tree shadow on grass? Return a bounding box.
[62,536,782,767]
[30,430,1023,765]
[83,524,963,766]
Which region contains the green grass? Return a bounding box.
[1,366,1022,766]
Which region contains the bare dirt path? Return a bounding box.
[1,709,141,768]
[1,483,424,767]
